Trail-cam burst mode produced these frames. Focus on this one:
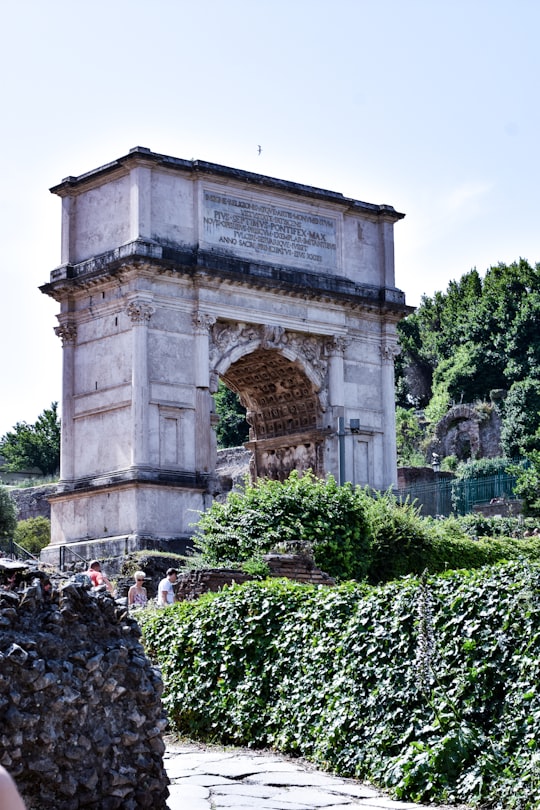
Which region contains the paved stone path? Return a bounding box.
[163,738,464,810]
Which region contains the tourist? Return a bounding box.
[0,766,26,809]
[86,560,114,594]
[128,570,148,609]
[157,568,178,606]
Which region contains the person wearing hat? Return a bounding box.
[157,568,178,606]
[86,560,114,594]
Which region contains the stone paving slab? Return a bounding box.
[164,738,467,810]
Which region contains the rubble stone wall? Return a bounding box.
[175,553,335,601]
[8,484,56,521]
[0,580,169,809]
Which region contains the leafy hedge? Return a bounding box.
[14,516,50,555]
[141,562,540,808]
[193,471,372,581]
[193,473,540,583]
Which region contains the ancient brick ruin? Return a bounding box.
[175,553,335,601]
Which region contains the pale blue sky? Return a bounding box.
[1,0,539,435]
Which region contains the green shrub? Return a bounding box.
[454,512,539,539]
[193,471,372,581]
[193,475,540,585]
[140,562,540,808]
[454,456,514,480]
[13,516,51,555]
[0,486,17,539]
[361,493,540,581]
[361,491,436,582]
[510,450,540,516]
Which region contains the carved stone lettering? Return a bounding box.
[203,190,338,269]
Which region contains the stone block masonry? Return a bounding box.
[0,579,169,809]
[175,553,335,600]
[41,146,409,553]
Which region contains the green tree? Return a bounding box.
[397,260,540,433]
[13,516,51,555]
[500,379,540,458]
[0,403,61,476]
[395,406,425,466]
[213,382,249,449]
[0,486,17,539]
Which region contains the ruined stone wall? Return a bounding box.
[0,579,169,809]
[175,553,335,600]
[8,484,55,521]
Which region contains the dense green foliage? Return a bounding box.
[213,381,249,448]
[360,494,540,581]
[510,449,540,517]
[453,456,514,480]
[194,473,540,583]
[0,402,61,475]
[397,259,540,457]
[454,511,539,539]
[500,379,540,457]
[140,562,540,808]
[395,406,425,466]
[0,486,17,539]
[13,516,51,555]
[194,471,372,581]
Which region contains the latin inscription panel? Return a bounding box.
[202,190,338,270]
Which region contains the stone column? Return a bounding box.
[60,196,74,264]
[54,322,77,482]
[126,298,155,469]
[325,336,346,408]
[379,219,396,288]
[129,165,152,242]
[380,333,401,488]
[193,312,216,472]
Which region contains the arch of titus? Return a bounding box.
[40,146,409,559]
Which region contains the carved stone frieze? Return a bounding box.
[248,434,325,480]
[210,321,329,383]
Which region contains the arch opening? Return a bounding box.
[220,348,325,481]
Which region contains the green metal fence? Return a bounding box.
[398,472,520,517]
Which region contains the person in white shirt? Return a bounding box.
[157,568,178,606]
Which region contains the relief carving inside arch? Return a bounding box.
[209,321,329,383]
[220,345,326,480]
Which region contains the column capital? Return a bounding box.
[126,299,155,323]
[54,322,77,345]
[324,335,347,356]
[381,341,401,364]
[192,312,216,332]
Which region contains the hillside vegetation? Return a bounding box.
[397,259,540,457]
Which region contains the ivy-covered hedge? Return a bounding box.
[141,563,540,808]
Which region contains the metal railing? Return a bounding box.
[58,544,88,571]
[0,538,39,562]
[398,472,520,517]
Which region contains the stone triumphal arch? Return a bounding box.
[40,146,409,558]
